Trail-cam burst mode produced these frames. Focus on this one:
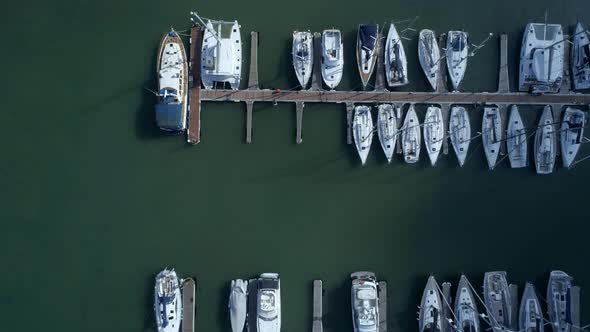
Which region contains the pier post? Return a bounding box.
[442,282,452,332]
[378,281,387,332]
[182,278,196,332]
[312,280,323,332]
[246,101,254,143]
[346,102,354,144]
[437,34,448,93]
[508,284,518,331]
[441,104,450,155]
[374,33,386,91]
[248,32,259,90]
[296,102,305,144]
[498,34,510,93]
[311,33,323,91]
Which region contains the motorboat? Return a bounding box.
[357,24,379,89]
[560,107,585,168]
[455,275,480,332]
[418,276,442,332]
[534,105,556,174]
[377,104,398,163]
[197,13,242,90]
[507,105,528,168]
[449,106,471,167]
[571,20,590,91]
[351,271,379,332]
[483,271,512,332]
[547,271,573,332]
[418,29,440,91]
[402,105,421,163]
[519,22,564,93]
[519,283,544,332]
[446,31,469,90]
[482,106,502,170]
[257,273,281,332]
[424,106,444,166]
[154,268,182,332]
[293,31,314,89]
[321,29,344,89]
[229,279,248,332]
[353,105,374,165]
[385,23,409,88]
[155,29,188,133]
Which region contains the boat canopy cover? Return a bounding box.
[360,25,378,51]
[156,104,184,131]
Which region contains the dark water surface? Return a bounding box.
[3,0,590,332]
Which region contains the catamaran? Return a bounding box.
[418,29,440,91]
[377,104,398,163]
[455,275,480,332]
[482,106,502,170]
[446,31,469,90]
[321,29,344,89]
[154,268,183,332]
[351,272,379,332]
[402,105,421,163]
[353,105,374,165]
[519,22,564,93]
[519,283,544,332]
[257,273,281,332]
[155,29,188,133]
[357,24,379,90]
[560,107,585,168]
[483,271,512,332]
[385,23,408,88]
[424,106,444,166]
[507,105,528,168]
[419,276,442,332]
[547,271,573,332]
[534,105,556,174]
[571,20,590,91]
[293,31,313,89]
[229,279,248,332]
[449,106,471,167]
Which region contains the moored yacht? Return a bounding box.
[353,105,374,165]
[571,21,590,91]
[385,23,409,88]
[519,283,544,332]
[419,276,442,332]
[449,106,471,167]
[351,272,379,332]
[534,105,556,174]
[377,104,398,163]
[156,29,188,133]
[482,106,502,170]
[455,275,480,332]
[483,271,512,332]
[321,29,344,89]
[446,31,469,90]
[293,31,314,89]
[424,106,444,166]
[154,268,183,332]
[257,273,281,332]
[402,105,421,164]
[560,107,585,168]
[229,279,248,332]
[519,22,564,93]
[418,29,440,91]
[547,271,573,332]
[507,105,528,168]
[357,24,379,89]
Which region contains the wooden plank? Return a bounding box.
[552,104,564,157]
[561,35,572,94]
[374,33,386,91]
[441,104,450,155]
[508,284,518,331]
[248,32,259,89]
[498,34,510,93]
[378,281,387,332]
[437,33,448,93]
[396,104,404,154]
[182,278,196,332]
[442,282,452,332]
[296,102,305,144]
[346,102,354,145]
[571,286,581,328]
[312,280,323,332]
[310,33,323,91]
[187,26,203,145]
[498,104,508,158]
[246,101,254,143]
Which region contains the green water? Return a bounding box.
[3,0,590,332]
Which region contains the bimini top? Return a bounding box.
[360,25,378,54]
[156,103,184,131]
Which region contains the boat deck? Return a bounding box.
[182,278,196,332]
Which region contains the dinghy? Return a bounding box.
[507,105,528,168]
[418,29,440,91]
[482,106,502,170]
[353,105,374,165]
[572,21,590,91]
[229,279,248,332]
[377,104,398,163]
[321,29,344,89]
[519,283,544,332]
[534,105,556,174]
[446,31,469,90]
[357,24,379,90]
[402,105,421,164]
[424,106,444,166]
[293,31,313,89]
[385,23,408,88]
[449,106,471,167]
[560,107,585,168]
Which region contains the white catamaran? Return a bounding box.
[293,31,314,89]
[418,29,440,91]
[377,104,398,163]
[519,22,564,93]
[353,105,374,165]
[446,31,469,90]
[154,268,183,332]
[449,106,471,167]
[321,29,343,89]
[424,106,444,166]
[385,23,408,88]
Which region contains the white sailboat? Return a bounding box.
[534,105,556,174]
[418,276,442,332]
[293,31,314,89]
[423,106,444,166]
[507,105,528,168]
[229,279,248,332]
[455,275,480,332]
[154,269,182,332]
[385,23,408,88]
[357,24,379,89]
[449,106,471,167]
[446,31,469,90]
[482,106,502,170]
[353,105,374,165]
[377,104,398,163]
[560,107,585,168]
[519,283,544,332]
[402,105,421,164]
[519,22,564,93]
[547,271,573,332]
[418,29,440,91]
[321,29,343,89]
[572,21,590,91]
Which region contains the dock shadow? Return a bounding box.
[324,278,351,332]
[136,46,168,140]
[392,275,425,332]
[142,274,157,332]
[217,283,230,332]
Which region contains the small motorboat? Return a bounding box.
[154,268,183,332]
[455,275,480,332]
[357,24,379,89]
[321,29,344,89]
[418,29,440,91]
[385,23,409,88]
[507,105,528,168]
[257,273,281,332]
[547,271,573,332]
[483,271,513,332]
[418,276,442,332]
[449,106,471,167]
[402,105,421,164]
[446,31,469,90]
[571,20,590,91]
[519,283,544,332]
[377,104,398,163]
[353,105,374,165]
[293,31,314,89]
[534,105,556,174]
[560,107,585,168]
[351,272,379,332]
[482,106,502,170]
[229,279,248,332]
[424,106,444,166]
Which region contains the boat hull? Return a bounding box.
[201,20,242,90]
[154,269,183,332]
[321,29,344,89]
[534,105,556,174]
[351,272,379,332]
[293,31,314,89]
[402,106,421,164]
[377,104,397,163]
[257,273,281,332]
[353,106,374,165]
[455,275,480,332]
[560,107,585,168]
[482,106,502,170]
[547,271,573,332]
[483,271,512,332]
[571,22,590,91]
[419,276,442,332]
[519,23,564,93]
[357,24,379,90]
[424,106,444,166]
[507,105,528,168]
[418,29,440,91]
[229,279,248,332]
[385,23,409,88]
[519,283,544,332]
[449,106,471,167]
[446,31,469,91]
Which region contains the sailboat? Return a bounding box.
[402,105,421,163]
[560,107,585,168]
[229,279,248,332]
[519,283,544,332]
[385,23,409,88]
[353,105,374,165]
[377,104,398,163]
[534,105,556,174]
[483,271,513,332]
[293,31,314,89]
[446,31,469,90]
[482,106,502,170]
[423,106,444,166]
[455,275,480,332]
[154,268,183,332]
[357,24,379,89]
[507,105,528,168]
[418,29,440,91]
[547,271,573,332]
[418,276,442,332]
[571,20,590,91]
[351,272,379,332]
[449,106,471,167]
[321,29,344,89]
[155,29,188,133]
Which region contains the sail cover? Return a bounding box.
[360,25,378,51]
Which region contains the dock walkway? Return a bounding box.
[182,278,196,332]
[187,26,203,145]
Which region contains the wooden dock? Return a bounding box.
[182,278,196,332]
[187,26,203,145]
[441,282,452,332]
[571,286,581,328]
[312,280,323,332]
[508,284,518,331]
[378,281,387,332]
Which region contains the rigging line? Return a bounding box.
[570,153,590,168]
[144,87,159,96]
[465,278,505,331]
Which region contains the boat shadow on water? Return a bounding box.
[142,273,156,332]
